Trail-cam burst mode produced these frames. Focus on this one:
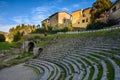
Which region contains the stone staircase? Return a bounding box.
[25,35,120,80]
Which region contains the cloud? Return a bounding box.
[0,1,8,7]
[0,24,17,32]
[31,6,53,24]
[12,16,30,24]
[73,4,80,8]
[61,7,69,11]
[0,16,2,21]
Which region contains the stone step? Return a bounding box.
[89,53,120,80]
[84,47,120,54]
[63,58,80,73]
[70,53,99,80]
[27,62,50,80]
[89,53,115,80]
[25,63,44,79]
[30,59,61,80]
[67,55,91,80]
[64,55,86,80]
[80,47,120,58]
[58,61,72,75]
[73,53,108,80]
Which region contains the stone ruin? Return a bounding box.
[22,41,43,56]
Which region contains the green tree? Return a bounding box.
[91,0,112,23]
[13,32,22,42]
[0,34,5,42]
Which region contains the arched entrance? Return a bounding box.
[28,42,35,52]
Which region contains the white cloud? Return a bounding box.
[61,7,69,11]
[0,24,17,32]
[12,16,30,24]
[0,1,8,7]
[0,16,2,21]
[73,4,80,8]
[31,6,53,24]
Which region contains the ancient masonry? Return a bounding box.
[42,12,71,28]
[42,0,120,29]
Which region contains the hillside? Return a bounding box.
[26,28,120,80]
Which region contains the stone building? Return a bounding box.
[108,0,120,23]
[72,8,91,29]
[96,11,109,23]
[49,12,71,28]
[41,18,50,30]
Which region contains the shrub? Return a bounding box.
[13,32,23,42]
[107,19,118,26]
[87,22,108,30]
[0,34,5,42]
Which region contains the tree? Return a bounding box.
[0,34,5,42]
[90,0,112,23]
[42,22,48,31]
[13,32,22,42]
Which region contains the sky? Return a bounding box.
[0,0,116,32]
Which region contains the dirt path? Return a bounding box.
[0,63,37,80]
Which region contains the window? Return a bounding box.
[78,22,80,24]
[63,18,66,23]
[86,18,88,22]
[82,20,85,23]
[112,6,116,12]
[83,14,85,17]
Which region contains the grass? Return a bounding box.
[48,71,54,79]
[0,42,11,50]
[77,60,86,69]
[90,53,115,80]
[15,52,33,60]
[106,61,114,80]
[68,64,74,73]
[81,58,91,66]
[95,64,103,80]
[84,55,103,80]
[69,76,73,80]
[7,52,33,65]
[112,57,120,67]
[36,41,47,47]
[0,42,21,50]
[58,72,66,80]
[88,66,95,80]
[57,28,120,37]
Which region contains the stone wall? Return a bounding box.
[109,0,120,22]
[48,12,71,28]
[72,8,91,29]
[49,13,58,27]
[22,41,36,52]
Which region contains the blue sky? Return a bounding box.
[0,0,116,32]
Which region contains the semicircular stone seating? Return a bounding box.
[25,37,120,80]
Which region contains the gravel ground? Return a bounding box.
[0,63,37,80]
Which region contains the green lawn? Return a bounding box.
[0,42,11,50]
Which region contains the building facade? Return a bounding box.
[108,0,120,23]
[49,12,71,28]
[72,8,91,29]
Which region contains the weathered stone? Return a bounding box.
[33,48,43,56]
[22,41,36,52]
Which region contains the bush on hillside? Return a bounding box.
[87,22,108,30]
[107,19,118,26]
[13,32,23,42]
[0,34,5,42]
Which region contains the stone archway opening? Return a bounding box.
[38,48,43,53]
[28,42,35,52]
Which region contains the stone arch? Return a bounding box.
[28,42,35,52]
[38,48,43,53]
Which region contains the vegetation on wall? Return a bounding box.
[90,0,112,23]
[0,34,5,42]
[8,24,36,42]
